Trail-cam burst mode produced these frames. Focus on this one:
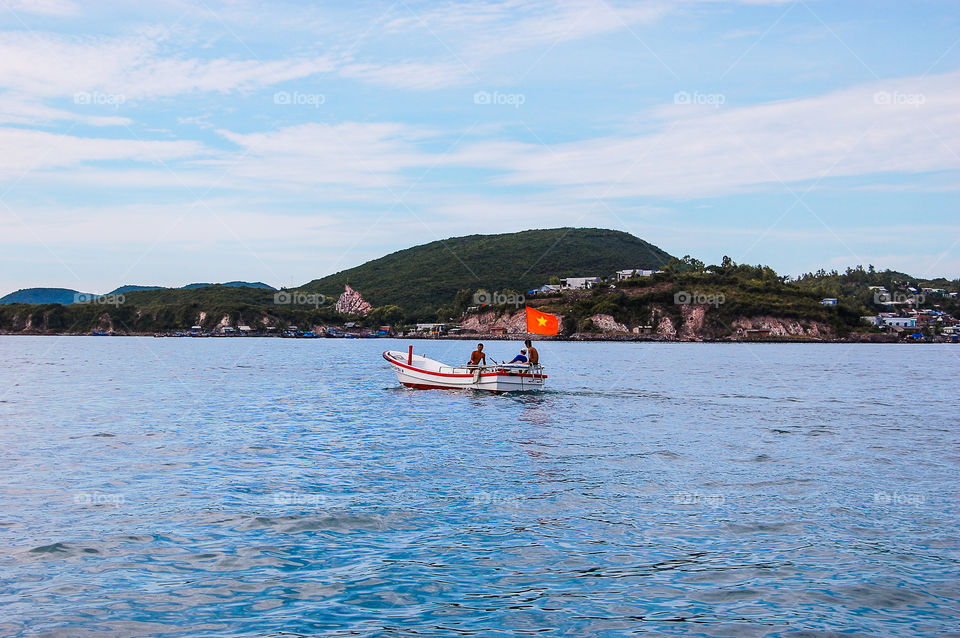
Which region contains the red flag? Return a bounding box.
[525,306,559,335]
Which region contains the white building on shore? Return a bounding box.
[883,317,916,328]
[615,269,659,281]
[560,277,601,290]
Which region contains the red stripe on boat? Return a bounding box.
[383,352,546,379]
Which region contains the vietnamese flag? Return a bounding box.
[525,306,559,335]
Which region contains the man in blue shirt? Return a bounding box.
[508,349,528,364]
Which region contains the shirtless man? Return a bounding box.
[524,339,539,366]
[468,343,486,366]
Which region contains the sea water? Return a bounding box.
[0,337,957,636]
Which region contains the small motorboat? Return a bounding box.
[383,347,546,393]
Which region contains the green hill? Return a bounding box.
[121,284,277,307]
[300,228,673,317]
[2,281,277,304]
[181,281,275,290]
[0,288,93,305]
[107,281,275,295]
[107,285,165,295]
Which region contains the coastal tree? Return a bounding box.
[453,289,474,314]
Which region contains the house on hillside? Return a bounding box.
[615,269,658,281]
[883,317,916,328]
[529,284,561,295]
[821,298,838,305]
[560,277,600,290]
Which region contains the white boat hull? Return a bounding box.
[383,350,546,393]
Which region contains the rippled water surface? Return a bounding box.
[1,337,958,636]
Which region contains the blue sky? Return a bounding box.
[0,0,957,294]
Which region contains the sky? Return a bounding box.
[0,0,958,294]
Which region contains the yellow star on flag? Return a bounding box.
[537,316,547,326]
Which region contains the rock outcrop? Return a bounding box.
[655,315,676,338]
[589,314,628,333]
[456,306,838,341]
[678,305,706,341]
[730,316,830,339]
[459,309,530,334]
[336,285,372,316]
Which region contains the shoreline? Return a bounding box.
[0,332,945,343]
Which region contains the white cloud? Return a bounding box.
[0,127,207,178]
[386,0,669,64]
[384,0,794,66]
[4,68,956,202]
[0,200,339,244]
[0,0,820,108]
[177,114,214,129]
[443,70,960,199]
[0,30,337,100]
[3,0,78,16]
[0,25,470,112]
[339,61,472,90]
[214,122,435,189]
[0,92,131,126]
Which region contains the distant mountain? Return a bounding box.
[121,284,277,307]
[182,281,276,290]
[1,282,277,305]
[0,288,93,305]
[107,285,165,295]
[300,227,674,317]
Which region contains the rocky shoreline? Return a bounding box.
[407,333,908,343]
[0,331,922,343]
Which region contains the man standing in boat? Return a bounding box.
[468,343,486,366]
[524,339,539,366]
